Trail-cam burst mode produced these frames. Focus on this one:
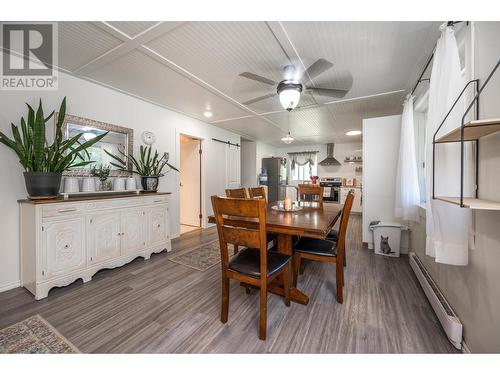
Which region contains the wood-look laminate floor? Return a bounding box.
[0,216,458,353]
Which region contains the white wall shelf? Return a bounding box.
[435,196,500,210]
[434,118,500,143]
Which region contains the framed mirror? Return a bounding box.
[60,114,134,176]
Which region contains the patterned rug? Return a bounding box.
[0,315,79,354]
[169,240,223,271]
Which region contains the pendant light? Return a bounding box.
[281,109,294,144]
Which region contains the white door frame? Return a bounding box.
[176,129,206,232]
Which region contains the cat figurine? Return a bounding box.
[380,236,394,255]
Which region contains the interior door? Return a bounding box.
[120,208,147,255]
[87,212,121,264]
[180,136,201,227]
[42,218,86,279]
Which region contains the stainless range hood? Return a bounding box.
[318,143,341,166]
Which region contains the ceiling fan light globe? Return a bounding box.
[279,88,301,111]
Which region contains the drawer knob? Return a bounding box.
[157,224,161,228]
[64,244,69,249]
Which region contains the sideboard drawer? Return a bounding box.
[42,204,82,218]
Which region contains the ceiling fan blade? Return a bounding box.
[242,93,276,105]
[239,72,276,86]
[304,87,349,98]
[302,58,334,83]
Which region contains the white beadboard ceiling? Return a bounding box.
[53,21,441,147]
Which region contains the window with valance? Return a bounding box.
[288,151,318,181]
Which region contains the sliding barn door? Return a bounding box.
[226,144,241,189]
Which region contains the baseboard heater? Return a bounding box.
[409,252,463,350]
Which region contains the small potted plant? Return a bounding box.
[106,145,179,192]
[91,164,112,191]
[0,98,107,198]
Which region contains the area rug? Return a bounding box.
[0,315,80,354]
[169,240,223,271]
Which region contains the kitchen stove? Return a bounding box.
[319,177,342,203]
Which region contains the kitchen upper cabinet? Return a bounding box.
[87,212,121,264]
[121,209,147,255]
[42,217,86,279]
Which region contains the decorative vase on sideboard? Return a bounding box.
[141,176,159,192]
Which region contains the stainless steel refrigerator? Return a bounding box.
[261,157,287,203]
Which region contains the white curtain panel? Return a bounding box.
[425,25,473,266]
[395,95,420,222]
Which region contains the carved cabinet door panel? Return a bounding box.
[148,206,169,246]
[42,217,86,279]
[87,213,121,264]
[120,208,147,255]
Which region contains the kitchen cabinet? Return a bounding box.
[341,187,362,213]
[20,193,171,300]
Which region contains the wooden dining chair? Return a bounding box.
[248,186,267,201]
[292,191,354,303]
[248,186,278,249]
[297,184,324,204]
[211,196,292,340]
[225,188,249,254]
[225,188,248,198]
[326,190,354,267]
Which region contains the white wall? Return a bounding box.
[240,140,257,187]
[362,115,408,252]
[274,142,363,184]
[410,21,500,353]
[0,69,241,292]
[255,141,278,177]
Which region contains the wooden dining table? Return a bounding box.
[208,201,342,305]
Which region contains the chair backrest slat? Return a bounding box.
[298,184,324,204]
[214,196,260,217]
[248,187,266,201]
[222,226,261,248]
[225,188,248,198]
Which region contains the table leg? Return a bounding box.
[269,233,309,305]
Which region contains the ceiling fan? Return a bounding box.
[238,58,351,111]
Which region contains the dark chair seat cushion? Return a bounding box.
[326,229,338,241]
[267,233,277,244]
[293,237,337,257]
[228,248,291,278]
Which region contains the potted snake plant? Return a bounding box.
[0,98,108,198]
[105,145,179,192]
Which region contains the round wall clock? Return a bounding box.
[142,131,156,145]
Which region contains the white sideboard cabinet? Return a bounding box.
[19,193,171,300]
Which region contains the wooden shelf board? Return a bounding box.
[434,118,500,143]
[435,196,500,210]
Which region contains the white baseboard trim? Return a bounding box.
[0,280,21,293]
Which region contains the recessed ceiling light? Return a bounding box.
[203,111,213,118]
[346,130,362,136]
